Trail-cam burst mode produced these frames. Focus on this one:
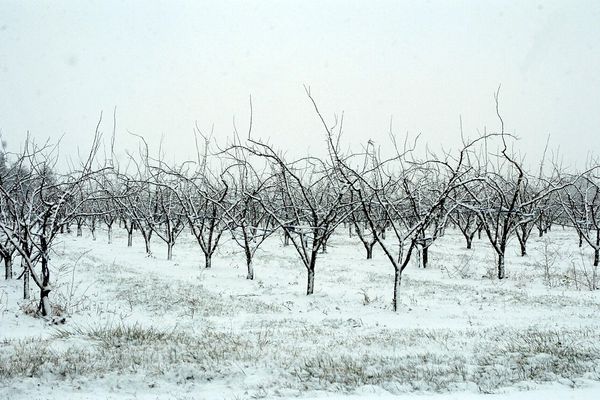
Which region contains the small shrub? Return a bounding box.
[533,238,562,287]
[441,252,474,279]
[564,250,600,291]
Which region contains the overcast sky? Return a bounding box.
[1,0,599,168]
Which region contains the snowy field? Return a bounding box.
[1,226,600,399]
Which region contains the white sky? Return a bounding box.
[1,0,599,168]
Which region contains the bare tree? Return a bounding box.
[0,128,103,316]
[559,170,600,267]
[225,133,277,279]
[232,135,354,295]
[448,201,481,249]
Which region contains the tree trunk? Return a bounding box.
[246,252,254,280]
[107,226,113,244]
[127,230,133,247]
[4,255,12,280]
[23,267,30,300]
[466,236,472,249]
[204,252,212,269]
[392,268,401,312]
[167,242,173,260]
[284,231,290,246]
[39,288,51,316]
[415,248,421,268]
[38,238,52,316]
[497,253,505,279]
[366,243,374,259]
[306,267,315,295]
[143,232,152,256]
[519,239,527,256]
[596,233,600,267]
[77,225,83,237]
[422,246,429,268]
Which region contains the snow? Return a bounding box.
[1,226,600,399]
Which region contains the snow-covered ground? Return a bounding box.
[1,227,600,399]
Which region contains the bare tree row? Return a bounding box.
[1,92,599,316]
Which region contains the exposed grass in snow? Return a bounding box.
[103,273,283,317]
[1,322,264,383]
[1,322,599,395]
